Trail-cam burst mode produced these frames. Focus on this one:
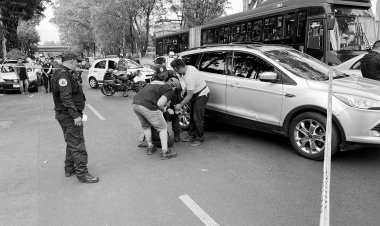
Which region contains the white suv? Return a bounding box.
[87,58,154,88]
[179,44,380,160]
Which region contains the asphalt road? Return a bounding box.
[1,77,380,226]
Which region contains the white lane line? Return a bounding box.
[179,194,219,226]
[86,104,106,120]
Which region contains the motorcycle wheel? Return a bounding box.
[134,81,147,93]
[101,85,116,96]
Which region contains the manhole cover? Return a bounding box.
[0,121,13,128]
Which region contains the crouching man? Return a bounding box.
[132,77,181,160]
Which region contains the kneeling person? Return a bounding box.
[133,77,181,160]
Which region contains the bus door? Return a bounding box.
[306,20,325,62]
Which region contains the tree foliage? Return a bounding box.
[0,0,50,51]
[171,0,229,28]
[52,0,229,57]
[17,19,40,56]
[52,0,96,56]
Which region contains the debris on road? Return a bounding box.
[0,121,13,129]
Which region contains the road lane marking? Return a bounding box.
[86,104,105,120]
[179,194,219,226]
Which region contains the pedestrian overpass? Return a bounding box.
[36,46,70,58]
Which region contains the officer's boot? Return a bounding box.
[78,173,99,183]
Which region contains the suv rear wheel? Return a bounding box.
[289,112,340,160]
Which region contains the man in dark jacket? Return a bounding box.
[51,51,99,183]
[360,40,380,81]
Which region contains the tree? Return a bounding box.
[51,0,97,56]
[17,19,40,57]
[170,0,229,28]
[0,0,51,56]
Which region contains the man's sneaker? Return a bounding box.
[77,173,99,183]
[174,134,180,142]
[181,135,195,142]
[147,145,156,155]
[138,140,148,147]
[190,136,205,147]
[161,149,177,160]
[65,171,75,177]
[25,92,30,95]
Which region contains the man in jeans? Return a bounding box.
[15,58,29,95]
[171,59,210,147]
[133,77,181,160]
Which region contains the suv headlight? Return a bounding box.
[334,93,380,110]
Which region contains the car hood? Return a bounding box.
[140,67,154,73]
[307,76,380,100]
[0,72,17,80]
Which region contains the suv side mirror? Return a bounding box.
[259,71,279,83]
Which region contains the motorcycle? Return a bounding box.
[100,69,147,97]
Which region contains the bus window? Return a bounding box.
[233,25,238,42]
[208,29,215,44]
[306,20,324,61]
[263,16,282,43]
[219,27,224,43]
[273,16,283,41]
[252,20,262,42]
[247,22,252,41]
[284,13,295,44]
[225,26,231,43]
[214,29,219,44]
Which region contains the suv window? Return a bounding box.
[94,60,106,69]
[182,53,201,67]
[351,60,361,70]
[127,60,142,69]
[108,60,117,70]
[232,52,274,79]
[199,51,230,75]
[154,57,166,65]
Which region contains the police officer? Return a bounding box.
[51,51,99,183]
[42,58,53,93]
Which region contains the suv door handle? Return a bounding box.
[284,93,295,97]
[230,83,241,88]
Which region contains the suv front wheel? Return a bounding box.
[289,112,340,160]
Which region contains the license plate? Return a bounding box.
[13,84,20,88]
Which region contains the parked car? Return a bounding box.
[87,58,154,88]
[0,60,38,93]
[178,44,380,160]
[332,54,365,77]
[153,55,178,71]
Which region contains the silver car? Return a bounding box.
[179,44,380,160]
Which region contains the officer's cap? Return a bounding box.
[156,64,168,74]
[62,51,83,62]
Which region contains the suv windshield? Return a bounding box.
[263,49,336,80]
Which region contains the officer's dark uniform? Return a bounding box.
[51,55,98,183]
[360,50,380,81]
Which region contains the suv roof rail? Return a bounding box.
[186,42,263,51]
